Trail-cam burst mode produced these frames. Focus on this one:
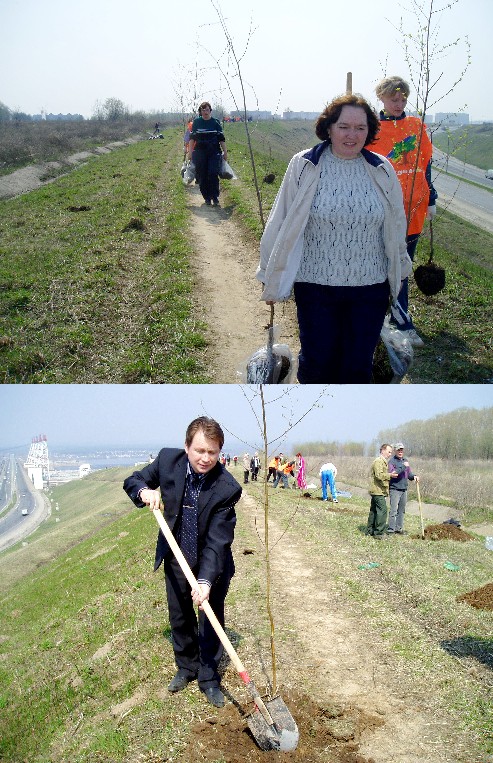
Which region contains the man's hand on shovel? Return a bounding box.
[139,488,163,511]
[191,582,211,609]
[142,496,210,609]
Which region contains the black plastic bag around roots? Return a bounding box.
[414,262,446,296]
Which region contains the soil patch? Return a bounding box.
[421,523,474,542]
[179,689,381,763]
[457,582,493,611]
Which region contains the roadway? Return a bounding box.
[0,457,50,552]
[432,149,493,235]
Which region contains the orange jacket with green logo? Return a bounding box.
[369,114,436,236]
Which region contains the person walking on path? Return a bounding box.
[370,76,437,346]
[122,416,242,708]
[387,442,419,535]
[296,452,307,490]
[242,453,250,484]
[188,102,228,206]
[366,444,398,540]
[319,461,338,503]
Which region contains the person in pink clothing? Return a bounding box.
[295,452,307,490]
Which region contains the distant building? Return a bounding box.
[228,110,273,121]
[45,113,84,121]
[435,112,469,126]
[283,110,319,120]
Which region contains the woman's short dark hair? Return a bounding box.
[198,101,212,115]
[315,94,380,146]
[185,416,224,449]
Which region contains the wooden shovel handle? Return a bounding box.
[152,509,246,673]
[416,482,425,539]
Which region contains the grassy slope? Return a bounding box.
[222,121,493,383]
[0,128,209,383]
[0,466,491,762]
[432,124,493,171]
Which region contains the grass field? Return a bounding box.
[432,124,493,171]
[0,464,491,762]
[0,129,210,382]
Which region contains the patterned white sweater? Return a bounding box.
[296,149,387,287]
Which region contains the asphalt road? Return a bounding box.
[432,149,493,234]
[0,459,49,552]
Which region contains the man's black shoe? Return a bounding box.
[202,685,225,707]
[168,669,196,693]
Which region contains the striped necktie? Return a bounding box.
[180,471,202,568]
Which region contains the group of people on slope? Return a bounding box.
[265,452,308,490]
[182,75,435,384]
[366,442,419,539]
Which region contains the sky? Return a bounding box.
[0,385,492,454]
[1,0,491,121]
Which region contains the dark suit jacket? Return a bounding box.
[123,448,242,583]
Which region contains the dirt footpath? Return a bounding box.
[185,184,299,383]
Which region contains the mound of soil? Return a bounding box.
[178,689,382,763]
[421,523,474,542]
[456,582,493,611]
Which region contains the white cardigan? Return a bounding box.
[256,142,412,302]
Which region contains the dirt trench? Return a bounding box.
[185,184,299,383]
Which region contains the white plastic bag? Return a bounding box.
[219,159,237,180]
[181,160,195,185]
[380,316,414,381]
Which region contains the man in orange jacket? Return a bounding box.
[370,76,437,346]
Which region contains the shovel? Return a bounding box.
[152,508,299,752]
[416,481,425,539]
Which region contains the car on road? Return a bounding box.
[486,169,493,180]
[21,509,28,516]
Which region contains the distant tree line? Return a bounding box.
[291,407,493,462]
[0,98,185,125]
[291,441,366,457]
[376,407,493,460]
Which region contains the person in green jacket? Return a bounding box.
[366,444,398,539]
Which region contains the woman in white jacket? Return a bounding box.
[256,93,412,383]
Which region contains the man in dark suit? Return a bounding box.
[123,416,242,708]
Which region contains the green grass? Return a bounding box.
[223,120,493,383]
[0,128,210,382]
[432,124,493,171]
[0,467,491,761]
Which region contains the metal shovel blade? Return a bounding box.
[246,695,299,751]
